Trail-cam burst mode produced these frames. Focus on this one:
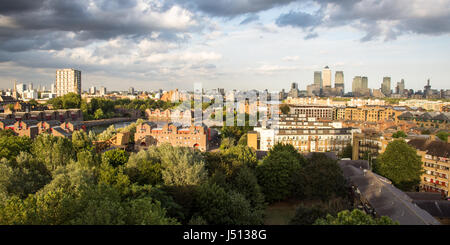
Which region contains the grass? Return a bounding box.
[264,200,302,225]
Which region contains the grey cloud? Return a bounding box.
[276,11,322,29]
[0,0,204,52]
[173,0,297,17]
[275,0,450,41]
[240,14,260,25]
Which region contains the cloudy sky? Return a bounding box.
[0,0,449,92]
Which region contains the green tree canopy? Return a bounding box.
[375,140,423,191]
[102,149,129,168]
[193,183,262,225]
[256,144,306,203]
[314,209,398,225]
[0,132,33,162]
[293,153,347,201]
[32,134,75,171]
[148,144,207,187]
[436,131,449,142]
[125,150,162,186]
[392,130,407,138]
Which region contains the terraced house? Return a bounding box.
[398,111,450,131]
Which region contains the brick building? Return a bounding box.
[134,122,214,152]
[408,137,450,197]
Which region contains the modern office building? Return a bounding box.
[322,66,332,88]
[352,76,362,94]
[335,71,344,94]
[288,82,300,98]
[381,77,391,96]
[55,69,81,97]
[89,86,97,95]
[314,71,323,89]
[396,79,405,94]
[361,76,368,89]
[99,86,107,96]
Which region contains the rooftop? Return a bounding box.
[338,162,440,225]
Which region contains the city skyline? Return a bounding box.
[0,0,449,91]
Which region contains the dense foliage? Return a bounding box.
[314,209,398,225]
[47,93,177,120]
[392,130,407,138]
[375,140,423,191]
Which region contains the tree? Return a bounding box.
[94,108,105,120]
[0,152,51,199]
[280,104,290,115]
[32,134,75,171]
[392,130,407,138]
[313,209,398,225]
[48,93,81,109]
[72,131,93,153]
[436,131,449,142]
[230,166,266,213]
[219,137,235,150]
[102,149,129,168]
[256,144,306,202]
[340,144,353,159]
[292,153,347,201]
[289,204,329,225]
[375,140,423,191]
[125,150,163,186]
[148,144,207,186]
[193,183,261,225]
[0,133,33,161]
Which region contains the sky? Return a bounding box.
[0,0,449,92]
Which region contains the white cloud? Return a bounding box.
[282,56,300,62]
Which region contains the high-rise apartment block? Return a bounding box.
[322,66,331,88]
[55,69,81,97]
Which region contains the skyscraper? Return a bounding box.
[396,79,405,94]
[89,86,97,95]
[335,71,344,93]
[381,77,391,96]
[314,71,322,89]
[322,66,331,88]
[56,68,81,97]
[352,76,362,93]
[361,77,368,89]
[288,82,299,98]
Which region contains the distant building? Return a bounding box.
[288,83,300,98]
[248,114,353,154]
[381,77,391,96]
[335,71,344,93]
[129,87,135,95]
[56,69,81,96]
[89,86,97,95]
[314,71,322,89]
[99,86,107,96]
[396,79,405,94]
[352,76,362,94]
[322,66,331,88]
